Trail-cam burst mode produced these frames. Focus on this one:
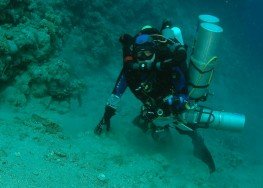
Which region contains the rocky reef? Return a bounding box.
[0,0,86,112]
[0,0,204,112]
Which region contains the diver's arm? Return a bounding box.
[172,66,188,95]
[164,66,189,111]
[110,68,128,103]
[172,44,188,76]
[95,34,132,135]
[105,68,128,120]
[94,69,128,135]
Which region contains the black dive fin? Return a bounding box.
[190,131,216,173]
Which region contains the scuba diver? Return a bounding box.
[94,20,216,173]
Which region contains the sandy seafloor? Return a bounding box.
[0,64,262,187]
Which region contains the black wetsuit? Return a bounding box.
[105,30,216,173]
[112,31,188,114]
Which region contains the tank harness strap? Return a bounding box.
[149,34,176,45]
[188,56,217,102]
[188,59,214,89]
[196,106,204,126]
[190,59,214,74]
[196,106,215,128]
[188,82,209,89]
[191,95,208,102]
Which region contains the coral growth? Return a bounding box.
[0,0,85,111]
[0,0,181,111]
[0,0,64,81]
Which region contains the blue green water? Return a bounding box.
[0,0,262,187]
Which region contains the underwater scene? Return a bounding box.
[0,0,262,187]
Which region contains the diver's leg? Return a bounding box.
[132,115,172,143]
[132,114,149,133]
[176,128,216,173]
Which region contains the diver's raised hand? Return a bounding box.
[94,105,116,135]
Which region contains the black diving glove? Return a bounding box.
[94,105,116,135]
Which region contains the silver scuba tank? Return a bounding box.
[179,107,245,132]
[151,108,245,132]
[162,26,184,45]
[188,15,223,101]
[198,15,220,25]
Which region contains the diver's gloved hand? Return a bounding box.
[94,105,116,135]
[173,45,187,63]
[164,94,188,109]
